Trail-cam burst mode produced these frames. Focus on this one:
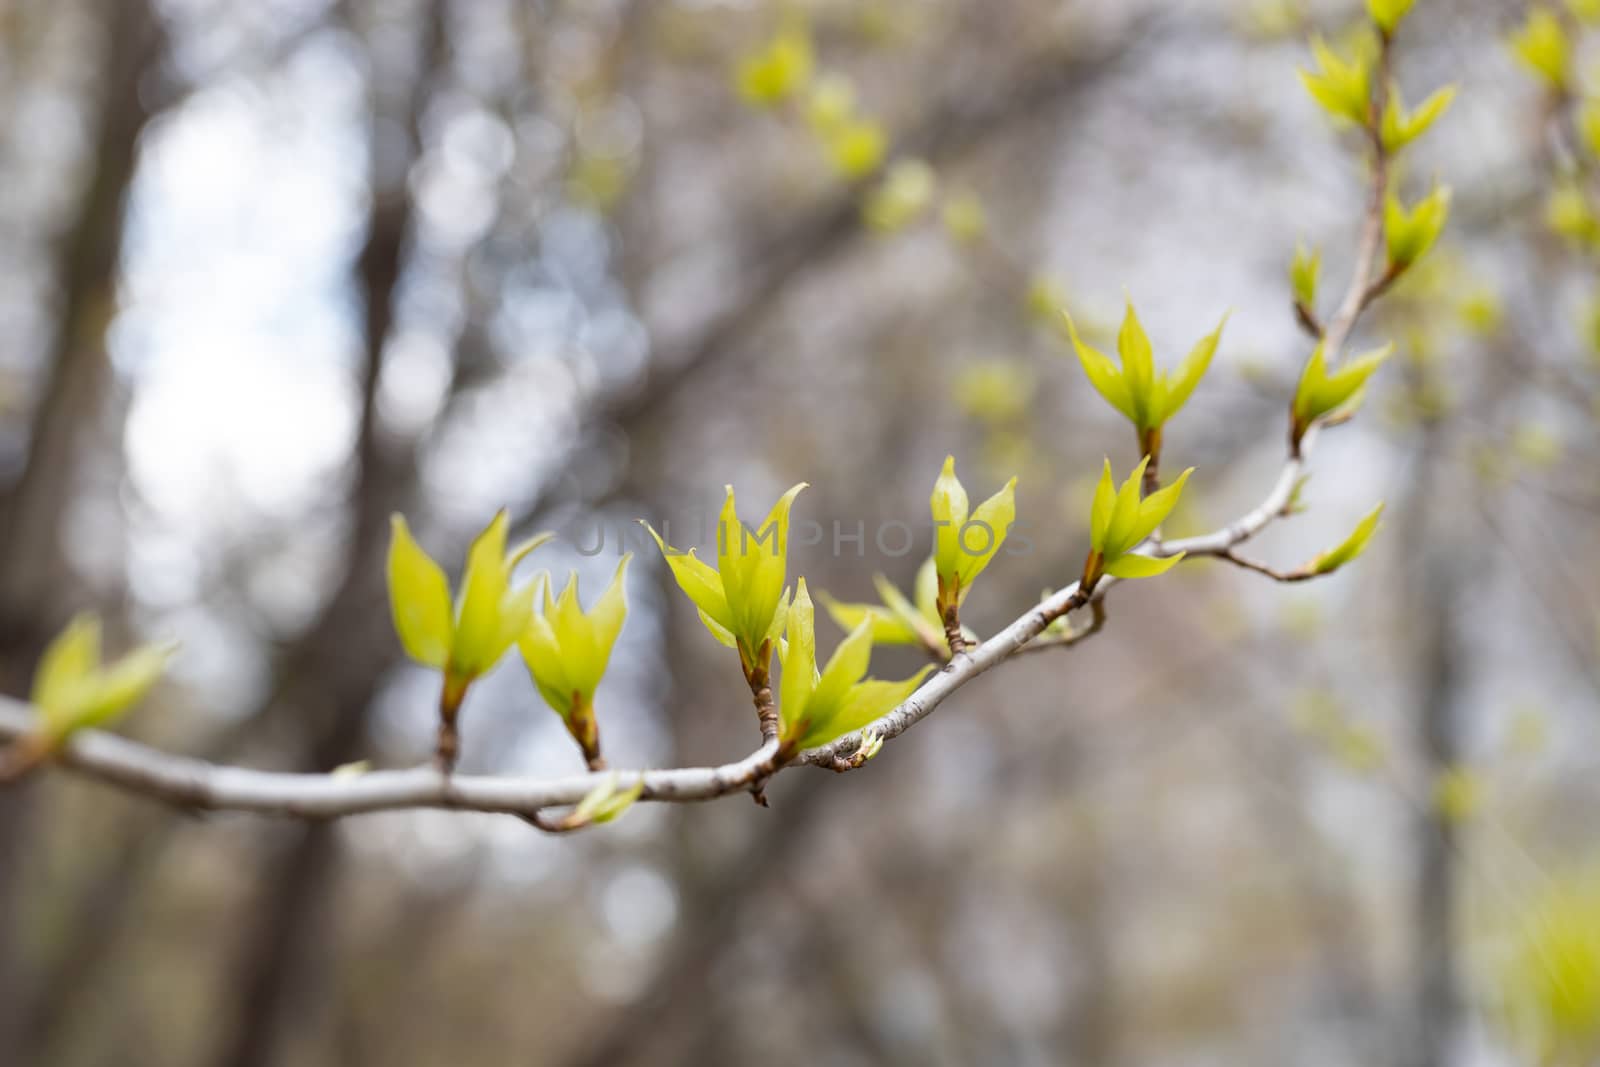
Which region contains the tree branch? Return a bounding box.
[0,12,1401,829]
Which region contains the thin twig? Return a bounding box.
[1013,597,1108,655]
[1206,551,1317,584]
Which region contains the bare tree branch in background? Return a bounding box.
[206,3,448,1063]
[0,0,167,1051]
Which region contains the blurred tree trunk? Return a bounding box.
[0,0,162,628]
[0,0,165,1051]
[206,3,446,1064]
[1402,419,1466,1067]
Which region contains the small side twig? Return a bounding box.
[1015,596,1108,656]
[1294,299,1324,340]
[1205,549,1338,584]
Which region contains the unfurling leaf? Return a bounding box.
[570,773,645,827]
[816,591,920,644]
[387,512,552,688]
[930,456,1016,616]
[1299,37,1373,127]
[1308,503,1385,574]
[1291,341,1393,444]
[1381,83,1456,152]
[387,515,454,670]
[644,483,806,674]
[1060,303,1227,432]
[1103,551,1187,579]
[1367,0,1416,33]
[1547,181,1598,244]
[736,28,814,105]
[778,581,932,752]
[1508,8,1571,88]
[817,562,950,651]
[856,731,885,763]
[1291,242,1321,310]
[31,614,176,741]
[518,556,631,765]
[1385,185,1451,269]
[822,119,887,178]
[1082,458,1191,587]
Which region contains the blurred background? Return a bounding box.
[1,0,1598,1064]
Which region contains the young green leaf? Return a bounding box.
[1061,304,1227,431]
[1291,341,1393,443]
[518,555,632,727]
[930,456,1016,614]
[736,28,814,105]
[1062,311,1136,422]
[1368,0,1416,32]
[959,474,1017,588]
[1385,185,1451,269]
[1307,504,1385,574]
[777,579,931,752]
[388,511,553,689]
[1291,242,1322,310]
[388,515,454,670]
[1299,37,1373,127]
[779,578,819,726]
[819,562,951,652]
[930,455,970,598]
[645,483,806,673]
[1103,551,1187,579]
[1508,8,1571,88]
[30,614,176,741]
[1082,459,1191,586]
[570,774,645,827]
[817,591,921,645]
[823,119,887,179]
[1380,83,1456,152]
[1160,314,1228,425]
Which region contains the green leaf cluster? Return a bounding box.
[818,558,952,651]
[646,483,805,674]
[736,28,814,106]
[929,456,1016,616]
[1062,303,1226,436]
[1386,185,1452,269]
[1083,458,1190,585]
[1291,342,1392,444]
[1299,37,1373,126]
[1381,84,1456,152]
[518,557,631,726]
[387,511,552,685]
[1509,8,1571,88]
[777,580,931,752]
[30,614,175,741]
